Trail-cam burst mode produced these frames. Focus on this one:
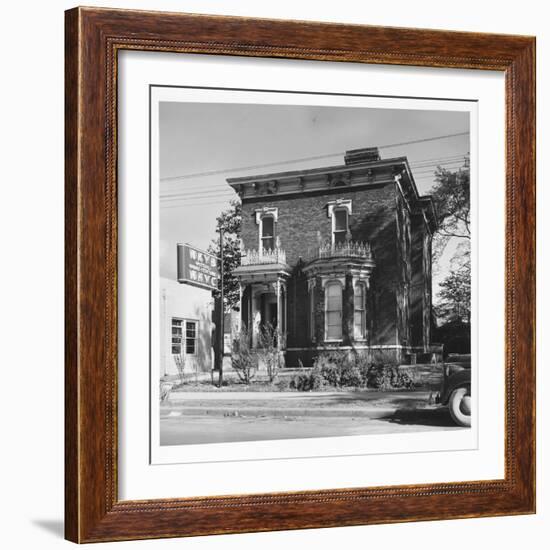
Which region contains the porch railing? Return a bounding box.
[240,247,287,266]
[308,240,373,262]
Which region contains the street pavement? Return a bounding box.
[160,411,461,445]
[160,390,465,445]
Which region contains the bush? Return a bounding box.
[305,352,414,390]
[312,352,365,388]
[339,360,363,387]
[231,326,257,384]
[291,365,326,392]
[314,351,346,387]
[356,357,371,387]
[256,322,281,383]
[365,364,414,390]
[275,376,291,391]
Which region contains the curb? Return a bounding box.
[159,406,422,419]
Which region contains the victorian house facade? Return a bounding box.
[229,147,437,366]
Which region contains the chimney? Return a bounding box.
[344,147,381,165]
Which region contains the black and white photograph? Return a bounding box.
[152,89,473,454]
[1,1,542,548]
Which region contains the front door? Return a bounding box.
[267,302,278,329]
[260,293,278,335]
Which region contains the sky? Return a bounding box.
[158,101,470,293]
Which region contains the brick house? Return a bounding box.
[229,147,437,366]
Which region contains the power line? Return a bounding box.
[159,132,469,182]
[161,200,234,209]
[160,188,235,200]
[160,154,468,193]
[159,165,467,204]
[159,156,469,201]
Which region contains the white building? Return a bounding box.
[159,277,214,377]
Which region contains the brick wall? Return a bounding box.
[410,212,426,348]
[240,183,400,350]
[240,184,397,266]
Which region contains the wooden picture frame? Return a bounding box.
[65,6,536,543]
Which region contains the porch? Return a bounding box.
[233,247,290,350]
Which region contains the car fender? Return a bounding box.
[441,369,471,405]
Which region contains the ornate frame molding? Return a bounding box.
[65,7,535,543]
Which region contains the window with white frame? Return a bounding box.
[325,281,343,340]
[171,318,183,354]
[327,199,352,247]
[260,215,275,252]
[185,321,197,354]
[332,208,348,245]
[171,318,197,355]
[354,282,366,339]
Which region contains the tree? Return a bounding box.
[435,261,471,324]
[430,156,470,263]
[208,200,242,312]
[431,155,470,239]
[429,156,471,334]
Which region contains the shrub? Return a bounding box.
[355,356,372,387]
[365,364,390,389]
[173,354,185,385]
[275,376,291,391]
[365,364,414,390]
[319,363,340,387]
[309,367,326,391]
[256,322,281,383]
[231,326,257,384]
[291,366,325,391]
[339,360,363,387]
[312,352,364,388]
[314,351,347,387]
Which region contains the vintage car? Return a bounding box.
[438,353,471,427]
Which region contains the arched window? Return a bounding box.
[325,281,343,340]
[354,283,366,339]
[309,284,316,342]
[261,215,275,252]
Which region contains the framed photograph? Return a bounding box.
[65,7,535,543]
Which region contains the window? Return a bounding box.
[171,318,197,355]
[354,283,366,339]
[185,321,197,354]
[333,209,348,245]
[309,286,316,342]
[325,282,343,340]
[261,215,275,252]
[171,318,183,354]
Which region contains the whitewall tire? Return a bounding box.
[448,386,471,427]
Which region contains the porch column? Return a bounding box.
[251,289,261,348]
[237,282,243,333]
[276,279,282,352]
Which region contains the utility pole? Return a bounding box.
[217,228,225,387]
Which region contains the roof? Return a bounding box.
[226,147,437,232]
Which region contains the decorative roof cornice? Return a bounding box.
[227,151,437,232]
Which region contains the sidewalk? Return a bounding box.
[161,390,436,419]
